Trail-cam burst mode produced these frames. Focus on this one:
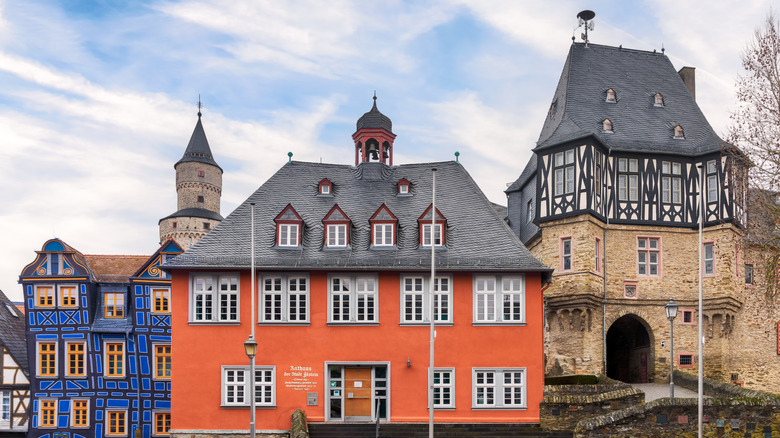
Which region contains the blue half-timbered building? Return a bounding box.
[19,238,181,438]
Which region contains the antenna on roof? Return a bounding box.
[576,10,596,47]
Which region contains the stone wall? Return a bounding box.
[541,376,644,430]
[176,161,222,213]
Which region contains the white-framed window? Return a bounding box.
[602,118,613,132]
[260,274,309,323]
[421,223,443,247]
[703,242,715,275]
[617,158,639,202]
[400,276,452,324]
[0,390,9,422]
[654,92,664,106]
[472,368,526,409]
[399,183,409,194]
[278,224,300,247]
[473,275,525,324]
[661,161,682,205]
[525,199,534,224]
[706,160,717,203]
[327,224,347,247]
[191,274,239,322]
[554,150,575,196]
[221,366,276,407]
[329,275,378,323]
[637,237,660,276]
[433,368,455,409]
[561,237,572,272]
[605,88,616,102]
[373,223,394,246]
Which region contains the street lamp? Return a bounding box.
[665,298,678,399]
[244,336,258,438]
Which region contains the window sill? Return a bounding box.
[327,322,379,326]
[400,322,454,327]
[104,375,127,379]
[274,246,302,250]
[370,245,397,250]
[188,321,241,325]
[220,405,277,409]
[259,322,310,326]
[323,246,351,251]
[472,322,526,327]
[471,406,527,410]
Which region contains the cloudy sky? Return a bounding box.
[0,0,773,301]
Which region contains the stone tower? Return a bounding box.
[159,111,223,250]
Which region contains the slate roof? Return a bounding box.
[536,43,725,156]
[175,114,222,170]
[158,207,224,223]
[91,284,133,333]
[166,160,549,275]
[83,255,148,282]
[506,156,537,194]
[0,289,28,375]
[356,97,393,132]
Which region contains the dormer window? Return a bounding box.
[606,88,616,102]
[322,205,351,248]
[602,118,613,133]
[318,179,333,196]
[397,178,411,196]
[274,204,303,248]
[418,205,446,247]
[105,292,125,318]
[654,93,664,106]
[370,204,398,247]
[674,125,685,139]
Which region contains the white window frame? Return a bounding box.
[617,158,639,202]
[421,223,443,247]
[373,223,394,246]
[432,368,455,409]
[326,224,347,247]
[328,275,378,323]
[399,183,409,194]
[525,199,534,224]
[260,274,309,323]
[473,275,526,324]
[472,368,526,409]
[278,223,300,247]
[561,237,572,272]
[706,160,718,204]
[190,273,240,323]
[0,390,10,423]
[221,366,276,407]
[553,150,575,196]
[400,276,453,325]
[703,242,715,275]
[637,237,660,276]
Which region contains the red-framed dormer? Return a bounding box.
[397,178,411,196]
[369,204,398,247]
[274,204,303,248]
[418,204,446,247]
[318,178,333,196]
[322,205,351,248]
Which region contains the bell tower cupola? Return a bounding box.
[158,108,224,250]
[353,93,396,166]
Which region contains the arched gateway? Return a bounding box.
[606,314,653,383]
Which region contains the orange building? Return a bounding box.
[166,98,551,436]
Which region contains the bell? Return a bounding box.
[367,143,379,160]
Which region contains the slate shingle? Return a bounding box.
[0,289,28,375]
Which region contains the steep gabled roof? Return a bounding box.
[166,161,549,274]
[0,289,28,374]
[536,43,724,156]
[84,255,148,283]
[175,114,222,170]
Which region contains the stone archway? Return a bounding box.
[606,314,652,383]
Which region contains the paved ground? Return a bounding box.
[631,383,706,402]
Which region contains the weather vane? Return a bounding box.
[576,10,596,47]
[197,94,203,117]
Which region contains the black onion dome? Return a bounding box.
[356,96,392,132]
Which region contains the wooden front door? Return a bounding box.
[344,367,372,420]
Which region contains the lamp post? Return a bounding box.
[244,336,258,438]
[665,298,678,400]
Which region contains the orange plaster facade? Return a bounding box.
[171,269,545,432]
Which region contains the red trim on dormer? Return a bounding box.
[274,204,303,247]
[318,179,333,195]
[322,205,351,247]
[417,204,447,246]
[397,178,411,195]
[369,204,398,246]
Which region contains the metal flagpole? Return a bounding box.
[429,168,437,438]
[697,166,703,438]
[250,203,257,438]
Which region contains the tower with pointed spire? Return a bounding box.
[353,94,396,166]
[158,110,223,250]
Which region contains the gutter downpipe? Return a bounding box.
[602,147,611,374]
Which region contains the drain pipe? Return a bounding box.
[602,148,611,374]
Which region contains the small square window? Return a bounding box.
[680,309,695,325]
[197,195,204,203]
[197,170,205,177]
[399,184,409,194]
[204,222,210,230]
[678,353,694,367]
[172,221,177,229]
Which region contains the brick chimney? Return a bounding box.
[678,67,695,101]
